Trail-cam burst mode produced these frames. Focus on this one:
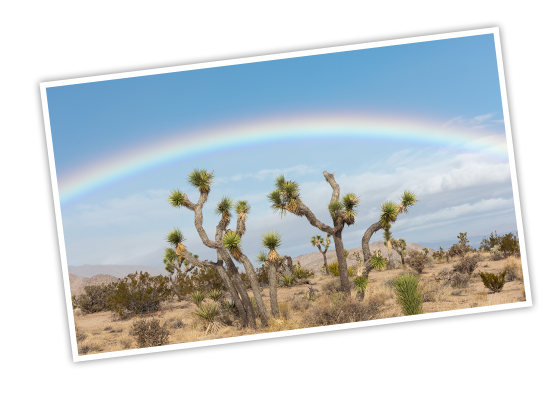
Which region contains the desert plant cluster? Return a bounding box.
[71,169,526,356]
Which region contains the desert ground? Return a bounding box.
[72,252,526,356]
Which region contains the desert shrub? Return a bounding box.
[191,290,206,306]
[108,272,171,316]
[490,252,506,261]
[452,253,482,276]
[119,338,133,349]
[406,251,428,274]
[280,272,295,287]
[71,295,79,310]
[78,340,103,355]
[303,293,385,326]
[129,318,170,348]
[451,273,470,289]
[290,296,311,311]
[327,261,354,277]
[221,298,239,316]
[503,260,522,282]
[279,303,291,320]
[448,243,471,258]
[78,283,117,314]
[75,325,87,342]
[322,277,341,295]
[420,280,452,302]
[352,276,369,294]
[293,264,313,280]
[207,288,224,302]
[193,302,225,333]
[480,231,520,257]
[170,319,186,329]
[480,271,507,293]
[392,273,423,315]
[173,267,224,298]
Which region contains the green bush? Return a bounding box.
[129,318,170,348]
[406,251,428,275]
[108,272,171,316]
[452,253,482,276]
[280,272,295,287]
[352,276,369,293]
[78,283,117,314]
[173,267,224,298]
[392,273,423,315]
[327,261,354,277]
[293,264,313,279]
[480,231,520,257]
[480,271,507,293]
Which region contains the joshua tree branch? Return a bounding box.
[296,203,335,235]
[323,171,340,203]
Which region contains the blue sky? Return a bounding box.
[46,33,518,268]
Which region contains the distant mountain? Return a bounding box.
[68,264,169,279]
[68,273,121,296]
[292,241,435,272]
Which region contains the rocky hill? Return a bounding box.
[292,241,434,272]
[69,264,168,278]
[69,273,120,296]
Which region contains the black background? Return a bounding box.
[31,20,540,370]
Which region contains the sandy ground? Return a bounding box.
[73,253,526,356]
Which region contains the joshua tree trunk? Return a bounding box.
[361,220,384,279]
[237,255,269,326]
[322,251,329,275]
[267,260,279,318]
[333,231,350,293]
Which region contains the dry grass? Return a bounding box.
[72,253,526,356]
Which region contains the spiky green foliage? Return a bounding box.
[370,254,386,271]
[168,189,186,208]
[311,234,331,250]
[208,288,223,302]
[328,201,343,217]
[480,271,507,293]
[268,175,302,216]
[392,273,423,316]
[215,196,234,219]
[235,200,251,215]
[191,290,206,306]
[221,299,239,315]
[261,230,282,251]
[255,251,267,264]
[165,228,185,247]
[399,190,418,212]
[379,200,399,228]
[293,264,313,279]
[327,261,354,277]
[341,193,360,221]
[193,303,224,333]
[187,168,213,193]
[352,276,369,293]
[280,272,295,287]
[383,229,393,244]
[222,231,242,258]
[163,247,178,264]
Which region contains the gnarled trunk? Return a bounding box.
[268,261,279,318]
[238,255,269,326]
[333,230,351,295]
[361,220,383,278]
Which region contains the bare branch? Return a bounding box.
[323,171,340,203]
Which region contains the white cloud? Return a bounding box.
[443,113,504,129]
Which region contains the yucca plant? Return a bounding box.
[352,276,369,300]
[167,189,188,208]
[235,200,251,235]
[293,264,312,280]
[208,288,224,302]
[392,273,423,316]
[480,271,507,293]
[191,290,206,306]
[187,168,214,193]
[370,251,386,271]
[193,302,225,334]
[222,299,239,316]
[280,272,295,287]
[261,230,283,318]
[222,230,243,259]
[215,196,233,221]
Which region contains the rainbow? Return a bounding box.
[57,112,508,206]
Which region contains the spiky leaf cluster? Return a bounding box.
[168,189,187,208]
[261,230,282,251]
[235,200,251,216]
[215,196,234,220]
[187,169,214,193]
[222,230,242,258]
[165,228,185,247]
[191,290,206,306]
[256,251,267,264]
[379,200,399,229]
[352,276,369,293]
[399,190,418,213]
[268,175,302,216]
[370,253,386,271]
[392,273,423,316]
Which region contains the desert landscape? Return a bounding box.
[71,244,525,356]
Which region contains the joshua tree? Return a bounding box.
[383,228,396,270]
[361,191,418,279]
[163,231,197,300]
[268,172,359,295]
[168,169,264,328]
[395,238,407,265]
[257,230,283,318]
[311,233,332,274]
